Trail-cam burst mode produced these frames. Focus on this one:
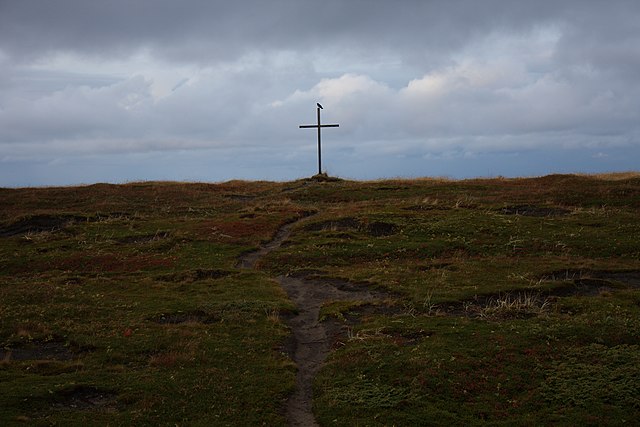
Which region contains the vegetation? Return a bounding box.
[1,173,639,425]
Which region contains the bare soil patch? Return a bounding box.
[304,218,360,233]
[157,269,232,282]
[375,186,409,191]
[300,275,380,295]
[435,270,640,320]
[549,279,615,297]
[597,271,640,287]
[499,205,571,217]
[436,291,551,319]
[0,214,83,237]
[0,212,133,237]
[52,385,118,412]
[0,340,77,361]
[325,232,356,239]
[392,329,434,346]
[366,221,399,237]
[540,268,640,289]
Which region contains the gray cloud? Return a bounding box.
[0,1,584,64]
[1,1,639,185]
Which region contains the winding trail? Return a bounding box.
[236,221,297,270]
[237,217,381,426]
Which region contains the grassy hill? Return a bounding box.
[1,174,639,425]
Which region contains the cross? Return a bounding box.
[299,103,339,175]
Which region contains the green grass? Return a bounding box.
[1,174,640,425]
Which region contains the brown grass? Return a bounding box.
[577,171,640,180]
[51,253,176,273]
[149,350,195,368]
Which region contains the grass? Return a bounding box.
[477,292,551,319]
[1,174,640,425]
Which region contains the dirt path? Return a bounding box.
[237,218,381,426]
[279,275,377,426]
[236,221,298,269]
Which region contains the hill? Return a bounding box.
[1,174,640,425]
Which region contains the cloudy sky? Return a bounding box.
[1,0,639,186]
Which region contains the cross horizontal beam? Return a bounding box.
[299,124,339,128]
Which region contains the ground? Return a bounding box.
[0,174,639,425]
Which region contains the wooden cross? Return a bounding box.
[299,103,339,175]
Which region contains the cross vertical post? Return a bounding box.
[299,103,339,175]
[317,106,322,174]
